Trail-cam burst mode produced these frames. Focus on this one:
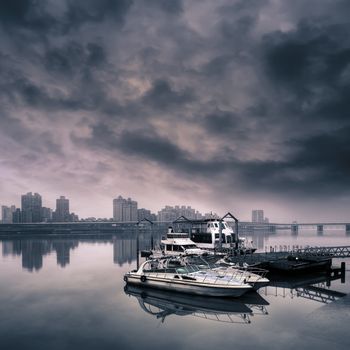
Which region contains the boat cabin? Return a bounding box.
[189,219,236,249]
[159,227,205,255]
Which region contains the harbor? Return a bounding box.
[1,227,349,350]
[129,215,349,289]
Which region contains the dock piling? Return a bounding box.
[317,225,324,234]
[341,262,346,283]
[291,224,299,234]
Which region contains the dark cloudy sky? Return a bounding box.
[1,0,350,221]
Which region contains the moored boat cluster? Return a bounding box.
[124,218,268,297]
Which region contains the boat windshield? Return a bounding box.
[175,265,200,274]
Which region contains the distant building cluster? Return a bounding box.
[111,196,211,223]
[113,196,138,222]
[157,205,213,222]
[252,209,269,223]
[2,192,222,224]
[1,193,79,223]
[112,195,157,222]
[137,208,157,222]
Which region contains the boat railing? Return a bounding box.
[141,265,248,286]
[193,312,251,324]
[176,265,248,286]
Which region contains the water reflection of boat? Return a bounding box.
[124,285,269,324]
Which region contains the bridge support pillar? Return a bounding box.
[291,224,298,234]
[346,224,350,234]
[317,225,324,234]
[269,225,276,233]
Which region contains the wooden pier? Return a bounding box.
[223,247,348,278]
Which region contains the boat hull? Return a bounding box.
[124,274,252,297]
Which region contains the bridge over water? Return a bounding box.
[237,221,350,234]
[0,220,349,235]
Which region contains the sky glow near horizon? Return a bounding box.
[1,0,350,222]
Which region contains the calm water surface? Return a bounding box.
[1,229,350,350]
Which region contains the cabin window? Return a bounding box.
[172,245,184,252]
[214,223,218,228]
[166,244,172,251]
[214,234,225,242]
[191,233,212,243]
[226,236,232,243]
[207,224,210,228]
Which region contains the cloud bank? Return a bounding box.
[1,0,350,221]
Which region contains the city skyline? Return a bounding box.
[1,192,223,222]
[1,1,350,222]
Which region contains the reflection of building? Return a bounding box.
[113,237,137,266]
[2,240,22,256]
[1,239,79,271]
[157,205,203,221]
[52,241,79,267]
[1,205,16,223]
[21,192,42,223]
[252,210,264,223]
[113,196,138,222]
[21,240,51,271]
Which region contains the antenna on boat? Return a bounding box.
[136,218,154,269]
[221,212,240,250]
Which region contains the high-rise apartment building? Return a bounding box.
[54,196,70,222]
[41,207,53,222]
[252,210,264,223]
[1,205,16,223]
[12,209,22,223]
[113,196,138,222]
[21,192,42,223]
[113,196,124,221]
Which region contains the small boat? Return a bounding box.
[124,259,253,297]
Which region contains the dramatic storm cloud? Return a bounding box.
[1,0,350,221]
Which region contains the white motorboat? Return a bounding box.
[124,259,253,297]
